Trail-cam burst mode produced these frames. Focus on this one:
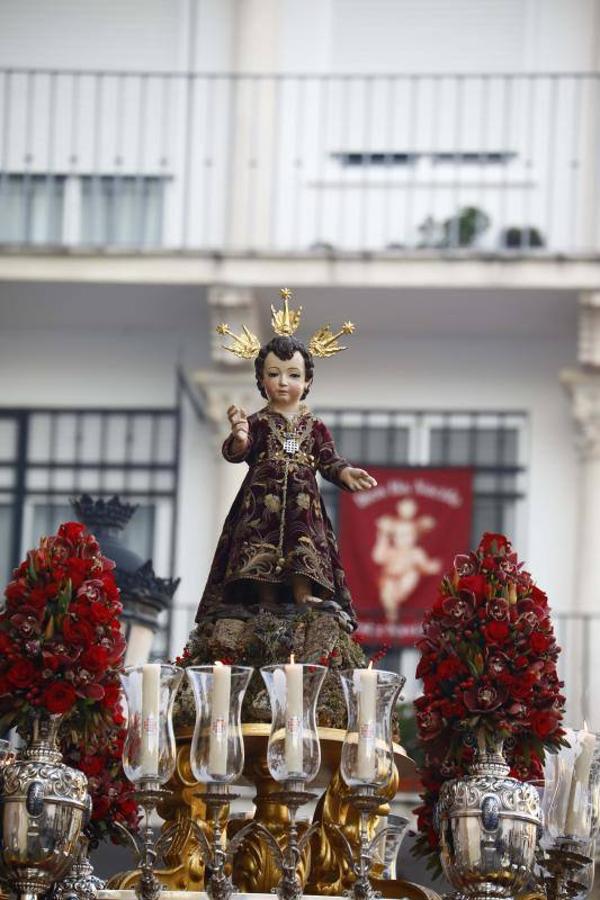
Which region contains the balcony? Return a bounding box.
[0,68,599,258]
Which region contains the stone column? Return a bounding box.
[561,290,600,726]
[195,286,261,530]
[226,0,282,250]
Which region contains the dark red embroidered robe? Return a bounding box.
[196,406,357,626]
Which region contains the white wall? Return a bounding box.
[1,0,596,74]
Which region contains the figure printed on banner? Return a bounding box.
[195,288,377,633]
[371,498,441,623]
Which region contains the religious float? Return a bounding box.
[0,292,597,900]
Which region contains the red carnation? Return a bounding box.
[41,681,77,714]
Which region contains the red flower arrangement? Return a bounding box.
[0,521,138,846]
[414,532,566,866]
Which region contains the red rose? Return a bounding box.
[478,533,510,556]
[5,580,27,602]
[101,682,122,709]
[117,797,138,819]
[80,646,109,672]
[41,681,77,714]
[101,574,120,604]
[88,603,113,626]
[458,575,488,599]
[483,620,510,644]
[6,659,36,689]
[530,631,551,653]
[0,632,13,654]
[26,586,48,610]
[530,585,548,608]
[80,756,105,777]
[58,522,86,544]
[437,657,465,680]
[62,616,94,646]
[531,709,559,738]
[91,795,110,819]
[65,557,91,589]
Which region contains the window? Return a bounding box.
[0,407,179,659]
[0,174,65,243]
[80,175,165,247]
[0,174,165,247]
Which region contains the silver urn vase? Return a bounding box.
[437,732,541,900]
[0,714,90,900]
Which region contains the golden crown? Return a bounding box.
[217,288,355,360]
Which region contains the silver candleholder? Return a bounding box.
[118,663,184,900]
[191,784,259,900]
[337,667,406,900]
[114,783,176,900]
[253,779,319,900]
[186,664,253,900]
[329,783,394,900]
[259,661,327,899]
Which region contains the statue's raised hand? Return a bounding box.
[340,466,378,492]
[227,404,249,449]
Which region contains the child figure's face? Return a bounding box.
[262,350,311,410]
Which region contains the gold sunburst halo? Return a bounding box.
[216,322,261,360]
[271,288,302,336]
[308,322,357,358]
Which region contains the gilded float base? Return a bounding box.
[107,724,425,899]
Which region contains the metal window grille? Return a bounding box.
[316,408,528,696]
[0,406,180,656]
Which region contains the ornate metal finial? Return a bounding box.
[117,559,181,613]
[216,322,261,360]
[71,494,138,531]
[308,321,356,358]
[271,288,303,337]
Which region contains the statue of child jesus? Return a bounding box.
[195,295,377,632]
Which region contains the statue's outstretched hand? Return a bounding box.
[340,467,378,492]
[227,405,249,449]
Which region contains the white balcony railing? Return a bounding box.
[0,69,599,256]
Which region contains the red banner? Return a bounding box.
[339,467,473,646]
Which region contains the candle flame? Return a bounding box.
[290,653,295,664]
[214,660,223,667]
[584,720,589,732]
[367,661,373,670]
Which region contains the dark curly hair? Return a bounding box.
[255,336,314,400]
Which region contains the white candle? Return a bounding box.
[285,654,304,774]
[208,661,231,776]
[356,663,377,781]
[565,725,597,837]
[140,663,161,778]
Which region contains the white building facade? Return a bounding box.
[0,0,599,725]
